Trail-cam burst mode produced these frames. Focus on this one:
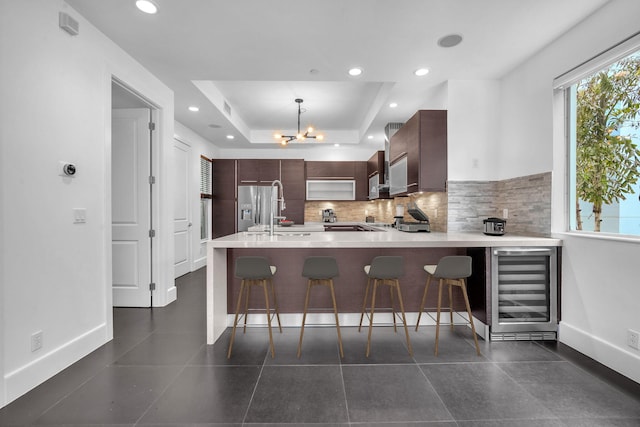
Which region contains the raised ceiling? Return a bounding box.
[65,0,609,150]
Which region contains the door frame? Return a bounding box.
[108,77,175,311]
[172,137,193,278]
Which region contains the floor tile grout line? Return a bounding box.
[240,344,270,425]
[338,360,352,425]
[132,362,189,426]
[29,363,111,426]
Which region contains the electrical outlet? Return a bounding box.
[628,329,640,350]
[503,208,509,219]
[31,331,43,352]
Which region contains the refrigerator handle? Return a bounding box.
[256,189,261,225]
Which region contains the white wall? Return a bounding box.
[0,0,175,406]
[447,80,502,181]
[174,122,219,270]
[498,0,640,382]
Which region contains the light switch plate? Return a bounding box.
[73,208,86,224]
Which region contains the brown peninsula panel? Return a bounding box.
[226,247,483,314]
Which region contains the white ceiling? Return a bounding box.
[66,0,610,151]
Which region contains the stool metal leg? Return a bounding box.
[416,274,432,331]
[297,279,313,358]
[393,279,413,356]
[366,279,379,357]
[328,279,344,358]
[228,281,246,359]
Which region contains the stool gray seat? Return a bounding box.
[297,256,343,358]
[416,255,481,356]
[358,256,413,357]
[228,256,282,359]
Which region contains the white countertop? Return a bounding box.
[209,223,561,249]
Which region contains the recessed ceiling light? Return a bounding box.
[334,144,340,147]
[437,34,463,48]
[188,106,199,112]
[135,0,158,14]
[367,135,373,139]
[389,102,398,108]
[414,68,429,76]
[348,67,363,77]
[226,135,234,140]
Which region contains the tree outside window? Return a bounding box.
[573,53,640,234]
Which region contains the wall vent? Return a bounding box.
[223,101,231,116]
[59,12,79,36]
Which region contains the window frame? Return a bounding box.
[556,32,640,240]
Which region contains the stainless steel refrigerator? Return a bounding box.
[237,185,278,232]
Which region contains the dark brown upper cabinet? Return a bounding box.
[389,110,447,195]
[237,159,280,185]
[305,161,368,201]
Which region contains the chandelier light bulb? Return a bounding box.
[316,134,324,141]
[274,133,282,139]
[307,126,314,133]
[280,140,287,146]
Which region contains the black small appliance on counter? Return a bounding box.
[397,205,430,232]
[483,217,506,235]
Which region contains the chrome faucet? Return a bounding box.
[269,179,286,236]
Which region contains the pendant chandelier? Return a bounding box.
[274,98,324,146]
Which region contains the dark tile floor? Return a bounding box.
[2,267,640,426]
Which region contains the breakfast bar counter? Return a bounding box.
[206,226,561,344]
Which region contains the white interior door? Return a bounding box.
[112,108,152,307]
[173,139,192,278]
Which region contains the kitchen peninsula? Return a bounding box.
[206,225,561,344]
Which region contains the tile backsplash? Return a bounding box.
[304,172,551,236]
[447,172,551,236]
[304,192,448,232]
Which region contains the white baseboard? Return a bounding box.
[166,285,177,304]
[192,256,206,271]
[559,321,640,384]
[4,323,109,406]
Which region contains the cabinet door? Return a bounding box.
[418,110,447,192]
[280,159,305,200]
[237,159,280,184]
[212,199,236,238]
[213,159,236,200]
[258,159,280,183]
[367,151,385,185]
[355,161,368,201]
[237,159,261,184]
[282,199,305,224]
[306,161,355,179]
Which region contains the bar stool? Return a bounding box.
[297,256,344,358]
[228,256,282,359]
[416,255,481,356]
[358,256,413,357]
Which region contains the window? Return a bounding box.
[560,36,640,236]
[200,155,212,240]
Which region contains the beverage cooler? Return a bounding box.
[490,247,558,341]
